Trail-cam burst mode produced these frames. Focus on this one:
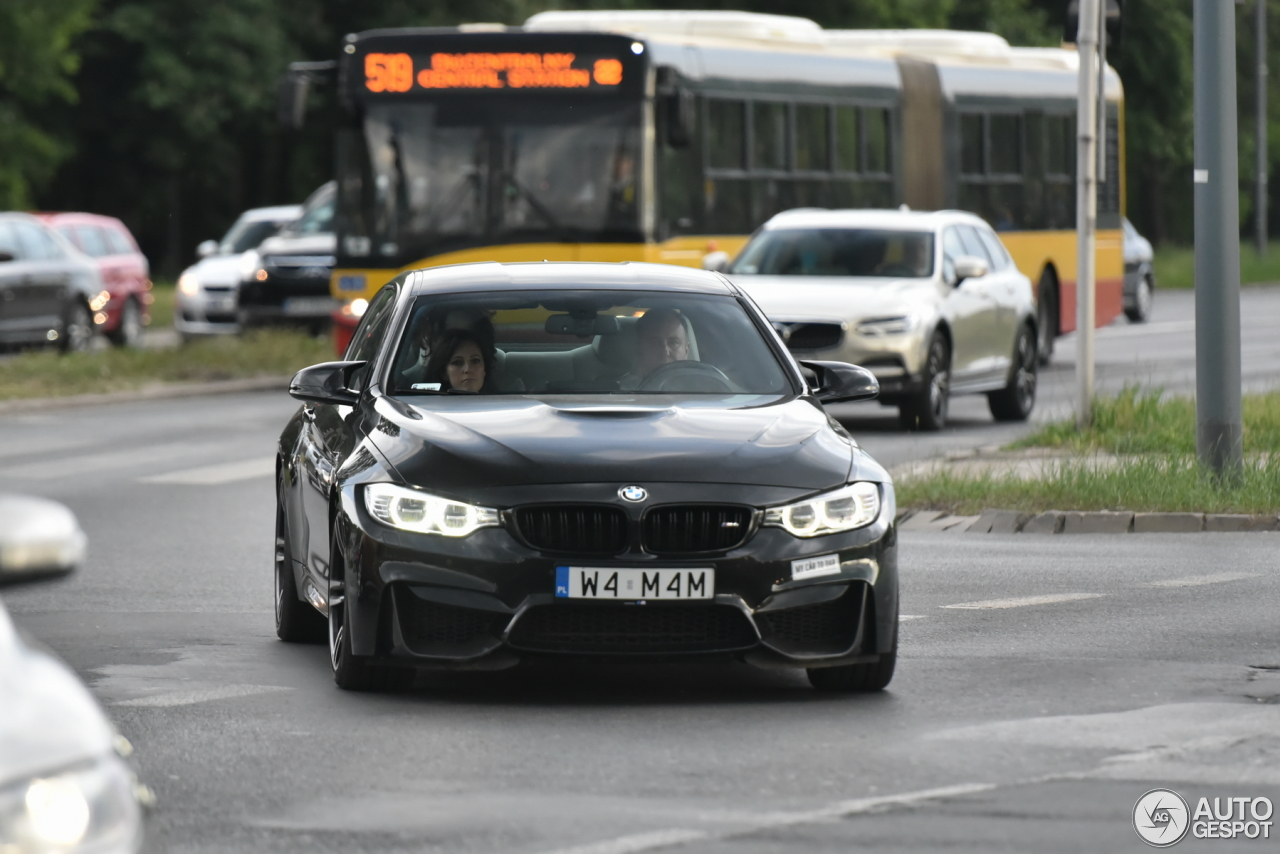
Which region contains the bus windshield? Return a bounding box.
[339,99,641,264]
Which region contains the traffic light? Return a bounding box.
[1064,0,1123,47]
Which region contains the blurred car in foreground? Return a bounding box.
[276,261,898,694]
[1122,217,1155,323]
[238,182,336,333]
[0,494,146,853]
[0,213,104,353]
[38,213,151,348]
[724,209,1038,431]
[174,204,302,338]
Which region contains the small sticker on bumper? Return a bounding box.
[791,554,840,580]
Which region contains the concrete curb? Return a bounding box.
[0,375,293,414]
[897,508,1280,534]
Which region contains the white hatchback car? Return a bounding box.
[725,209,1038,430]
[174,204,301,338]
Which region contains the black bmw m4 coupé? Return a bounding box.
[276,262,899,692]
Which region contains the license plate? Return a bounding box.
[208,296,235,312]
[555,567,714,600]
[282,296,336,316]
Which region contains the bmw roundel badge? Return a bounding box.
[619,485,647,502]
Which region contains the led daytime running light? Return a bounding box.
[764,482,881,537]
[364,483,499,537]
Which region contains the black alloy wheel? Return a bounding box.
[987,324,1038,422]
[807,618,898,692]
[1125,274,1153,323]
[1036,271,1058,366]
[275,498,326,643]
[109,298,144,347]
[60,300,94,354]
[328,533,414,692]
[898,333,949,432]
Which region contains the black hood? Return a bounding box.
[369,396,873,494]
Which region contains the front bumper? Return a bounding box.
[781,323,929,403]
[175,286,240,335]
[238,271,336,328]
[333,489,898,672]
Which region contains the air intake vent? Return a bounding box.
[514,505,628,555]
[508,604,758,653]
[642,506,752,555]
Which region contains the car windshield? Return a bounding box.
[280,184,336,238]
[730,228,935,278]
[389,290,791,400]
[220,217,291,254]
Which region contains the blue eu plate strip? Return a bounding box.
[555,566,569,598]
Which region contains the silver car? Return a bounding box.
[174,204,302,338]
[726,209,1038,430]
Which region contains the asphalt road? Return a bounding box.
[2,286,1279,853]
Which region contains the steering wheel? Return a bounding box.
[637,360,735,393]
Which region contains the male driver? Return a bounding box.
[620,308,690,389]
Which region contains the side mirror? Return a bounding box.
[702,251,730,273]
[196,240,218,259]
[953,255,989,285]
[0,251,14,263]
[289,361,364,406]
[799,360,880,404]
[0,494,85,588]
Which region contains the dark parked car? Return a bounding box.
[1122,217,1155,323]
[0,213,103,352]
[238,182,336,332]
[38,213,152,347]
[276,261,898,693]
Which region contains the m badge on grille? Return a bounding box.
[619,485,647,502]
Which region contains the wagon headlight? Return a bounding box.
[0,754,144,853]
[764,482,881,537]
[364,483,499,537]
[855,316,918,337]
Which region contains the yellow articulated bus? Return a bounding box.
[294,12,1123,358]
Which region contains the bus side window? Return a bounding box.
[707,99,746,170]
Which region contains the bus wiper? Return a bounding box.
[505,176,562,231]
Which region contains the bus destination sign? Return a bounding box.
[364,51,627,93]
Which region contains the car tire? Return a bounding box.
[898,333,949,432]
[1125,274,1153,323]
[275,500,326,643]
[987,324,1038,422]
[108,298,144,348]
[807,620,898,693]
[1036,270,1058,366]
[328,533,414,692]
[59,300,94,354]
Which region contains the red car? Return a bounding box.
[36,213,152,346]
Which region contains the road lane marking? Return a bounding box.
[1146,572,1258,588]
[940,593,1105,610]
[140,457,274,485]
[536,783,997,854]
[113,684,290,708]
[3,441,220,480]
[1099,319,1195,337]
[899,615,926,621]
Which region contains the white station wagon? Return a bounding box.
[724,208,1038,430]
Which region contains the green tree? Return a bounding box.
[0,0,97,208]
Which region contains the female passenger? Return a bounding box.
[423,328,495,393]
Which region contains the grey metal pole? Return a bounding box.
[1258,0,1268,258]
[1194,0,1245,476]
[1076,0,1100,430]
[1097,0,1108,183]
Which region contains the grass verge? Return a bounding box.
[896,455,1280,516]
[1154,240,1280,290]
[1008,387,1280,455]
[898,388,1280,514]
[147,281,175,328]
[0,329,333,401]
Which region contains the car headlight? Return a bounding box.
[0,754,144,853]
[177,273,200,297]
[237,251,261,283]
[855,316,919,337]
[364,483,499,537]
[764,482,881,537]
[88,290,111,312]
